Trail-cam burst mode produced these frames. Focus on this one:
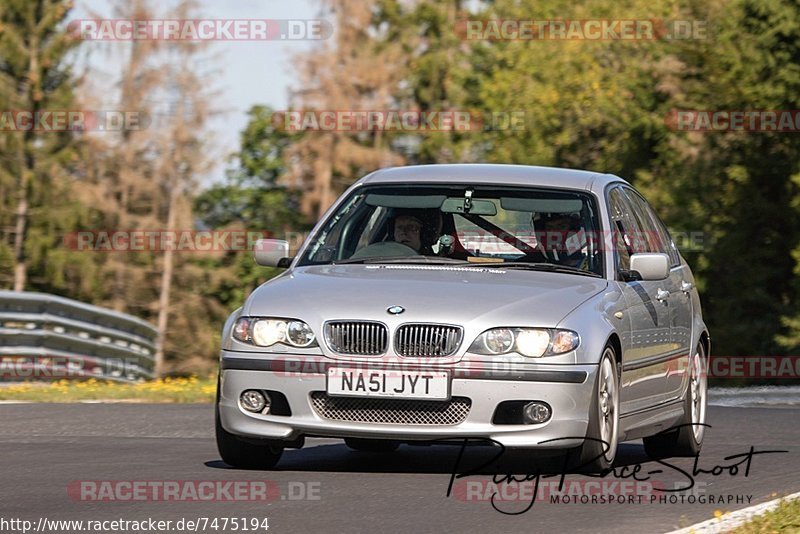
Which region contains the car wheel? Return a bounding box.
[643,341,707,458]
[215,381,283,469]
[344,438,400,452]
[573,345,619,472]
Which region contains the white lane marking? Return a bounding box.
[665,490,800,534]
[709,386,800,408]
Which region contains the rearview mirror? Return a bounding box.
[629,253,669,281]
[440,198,497,216]
[254,239,291,267]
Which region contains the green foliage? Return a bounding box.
[377,0,479,163]
[654,0,800,358]
[0,0,81,289]
[194,106,302,232]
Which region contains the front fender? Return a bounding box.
[556,283,626,365]
[220,307,243,353]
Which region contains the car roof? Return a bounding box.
[359,163,628,193]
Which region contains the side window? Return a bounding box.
[657,220,681,266]
[625,188,681,267]
[355,207,390,251]
[621,188,667,255]
[648,209,681,267]
[305,194,364,262]
[607,187,644,272]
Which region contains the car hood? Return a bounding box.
[243,264,607,329]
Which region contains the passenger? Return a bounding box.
[539,212,586,267]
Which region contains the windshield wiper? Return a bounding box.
[478,262,603,278]
[332,256,471,266]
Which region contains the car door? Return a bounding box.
[607,187,674,413]
[624,188,693,401]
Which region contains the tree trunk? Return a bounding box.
[154,184,178,377]
[12,183,28,291]
[111,184,129,312]
[12,35,40,292]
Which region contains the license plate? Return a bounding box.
[326,367,450,400]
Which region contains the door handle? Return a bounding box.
[681,281,694,294]
[656,289,670,301]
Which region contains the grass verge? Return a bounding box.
[0,377,216,403]
[728,496,800,533]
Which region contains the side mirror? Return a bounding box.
[254,239,291,267]
[629,253,669,281]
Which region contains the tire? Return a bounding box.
[215,381,283,469]
[571,345,620,472]
[344,438,400,453]
[643,341,708,458]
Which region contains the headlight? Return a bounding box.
[286,320,316,347]
[515,329,551,356]
[484,328,515,354]
[551,330,580,354]
[252,320,286,347]
[232,317,317,348]
[469,328,579,357]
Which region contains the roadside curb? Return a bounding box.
[666,491,800,533]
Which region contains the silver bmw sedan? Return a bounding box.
[216,164,710,471]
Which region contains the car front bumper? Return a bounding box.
[218,350,598,449]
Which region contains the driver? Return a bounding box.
[389,208,442,255]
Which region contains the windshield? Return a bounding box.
[298,184,604,276]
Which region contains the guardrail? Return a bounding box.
[0,291,157,382]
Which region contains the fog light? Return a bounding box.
[522,401,551,424]
[240,390,271,413]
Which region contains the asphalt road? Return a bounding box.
[1,403,798,534]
